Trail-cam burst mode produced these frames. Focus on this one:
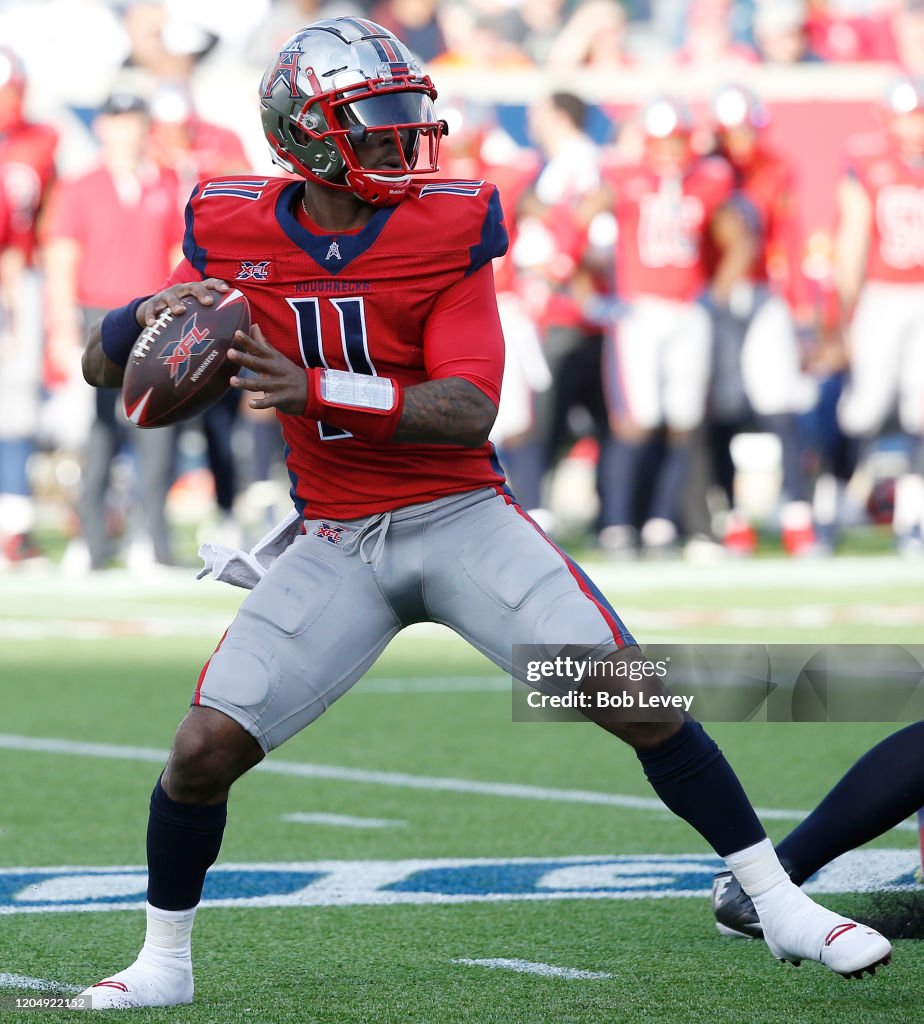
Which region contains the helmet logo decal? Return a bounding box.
[263,46,301,100]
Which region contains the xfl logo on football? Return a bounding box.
[159,313,212,385]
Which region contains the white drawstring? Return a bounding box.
[342,511,392,567]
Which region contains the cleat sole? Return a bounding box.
[839,951,891,981]
[716,922,759,940]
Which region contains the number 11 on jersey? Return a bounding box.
[287,295,377,440]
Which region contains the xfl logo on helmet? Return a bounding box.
[237,261,271,281]
[160,314,212,385]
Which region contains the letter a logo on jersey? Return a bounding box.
[263,46,301,99]
[326,240,342,261]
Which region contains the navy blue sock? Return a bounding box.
[777,722,924,885]
[598,438,644,527]
[649,440,692,525]
[762,413,806,502]
[146,777,227,910]
[637,720,766,857]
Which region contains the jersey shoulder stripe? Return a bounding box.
[184,176,296,269]
[199,176,272,201]
[419,179,486,198]
[398,179,508,273]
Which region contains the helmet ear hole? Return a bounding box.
[291,124,312,147]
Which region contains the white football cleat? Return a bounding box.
[760,887,892,979]
[70,959,193,1010]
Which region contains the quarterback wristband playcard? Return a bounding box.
[319,369,397,412]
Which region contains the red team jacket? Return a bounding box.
[605,156,734,303]
[847,136,924,285]
[0,119,57,264]
[169,175,509,519]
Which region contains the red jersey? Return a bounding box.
[727,146,810,308]
[847,136,924,285]
[607,156,733,302]
[176,175,508,519]
[0,119,57,263]
[42,163,183,308]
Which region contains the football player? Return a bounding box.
[148,81,254,548]
[42,91,183,571]
[510,91,610,530]
[0,47,57,563]
[435,96,549,515]
[590,97,753,556]
[707,83,819,556]
[74,20,891,1008]
[713,721,924,939]
[836,76,924,555]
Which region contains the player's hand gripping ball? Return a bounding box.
[122,285,251,428]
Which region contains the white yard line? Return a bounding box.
[358,676,509,694]
[281,812,407,829]
[452,958,612,980]
[0,973,80,993]
[2,732,913,831]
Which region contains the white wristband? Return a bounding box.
[320,369,396,411]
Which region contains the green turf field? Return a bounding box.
[0,556,922,1023]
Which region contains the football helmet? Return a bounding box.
[640,96,694,171]
[641,96,693,140]
[260,18,445,206]
[883,75,924,156]
[710,84,768,132]
[884,74,924,116]
[0,47,25,93]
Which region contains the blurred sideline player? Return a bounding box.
[589,97,753,557]
[836,75,924,556]
[436,95,550,518]
[149,81,255,545]
[714,722,924,939]
[706,83,819,557]
[510,91,609,530]
[42,91,184,571]
[74,19,890,1009]
[0,47,57,564]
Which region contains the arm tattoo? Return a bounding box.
[393,377,496,447]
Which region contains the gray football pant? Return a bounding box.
[195,487,635,752]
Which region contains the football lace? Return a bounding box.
[133,307,175,358]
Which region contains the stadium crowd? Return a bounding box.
[2,0,924,569]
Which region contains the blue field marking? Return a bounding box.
[0,851,918,915]
[383,858,718,896]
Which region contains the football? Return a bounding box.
[121,288,251,428]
